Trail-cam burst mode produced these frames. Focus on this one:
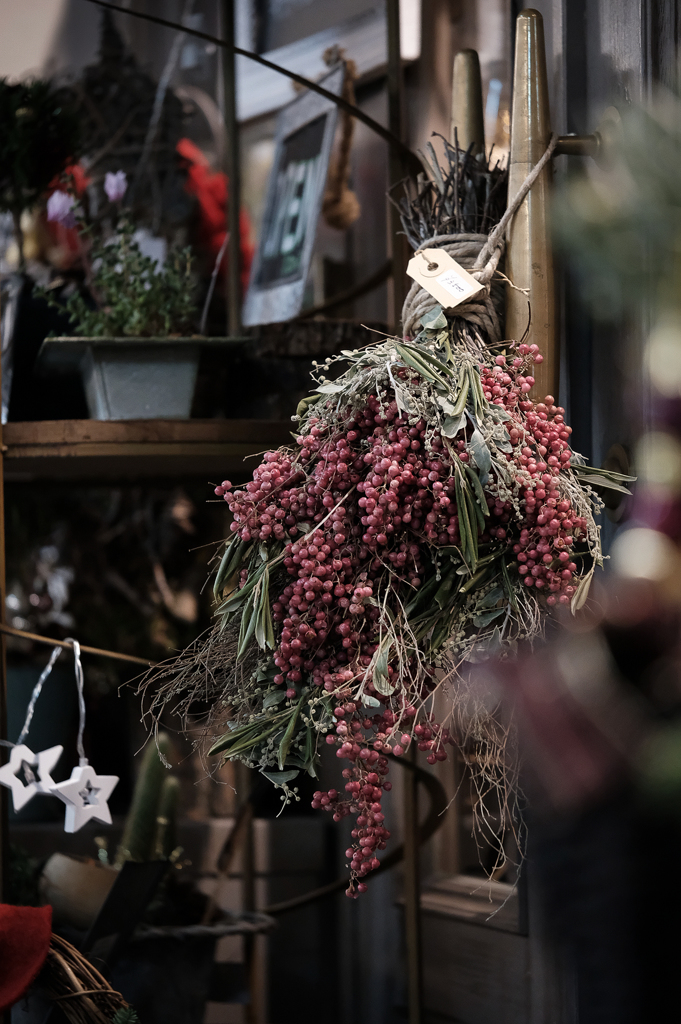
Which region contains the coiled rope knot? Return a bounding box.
[401,233,502,342]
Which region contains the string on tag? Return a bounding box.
[0,645,62,749]
[65,638,87,766]
[415,250,439,272]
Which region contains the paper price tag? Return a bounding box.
[406,247,483,310]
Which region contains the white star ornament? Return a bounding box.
[51,764,119,832]
[0,743,63,811]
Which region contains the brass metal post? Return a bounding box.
[222,0,242,337]
[506,9,557,399]
[450,50,485,155]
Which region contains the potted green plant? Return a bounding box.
[37,173,229,420]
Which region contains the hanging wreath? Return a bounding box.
[141,137,632,896]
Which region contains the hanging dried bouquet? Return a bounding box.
[141,138,632,895]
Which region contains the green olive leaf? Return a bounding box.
[263,689,287,709]
[469,427,492,476]
[442,412,466,438]
[373,641,395,696]
[478,586,505,609]
[420,305,447,330]
[261,769,299,786]
[570,568,595,614]
[278,696,305,770]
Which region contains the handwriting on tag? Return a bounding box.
[407,248,483,310]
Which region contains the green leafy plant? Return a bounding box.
[52,220,197,337]
[111,1008,141,1024]
[0,78,79,268]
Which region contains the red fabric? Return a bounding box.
[0,904,52,1011]
[58,163,92,196]
[177,137,254,290]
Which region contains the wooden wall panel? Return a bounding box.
[422,914,529,1024]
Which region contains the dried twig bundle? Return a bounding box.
[392,133,508,249]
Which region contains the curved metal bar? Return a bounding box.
[78,0,423,176]
[263,755,449,915]
[294,260,392,320]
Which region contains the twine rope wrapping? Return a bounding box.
[401,132,558,342]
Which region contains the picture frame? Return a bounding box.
[242,64,344,327]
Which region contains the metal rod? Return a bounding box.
[403,744,423,1024]
[79,0,423,176]
[450,50,485,155]
[386,0,409,332]
[554,133,599,158]
[236,763,257,1023]
[0,290,6,908]
[222,0,242,337]
[505,9,557,400]
[0,624,155,667]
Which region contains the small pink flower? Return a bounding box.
[46,190,76,228]
[104,170,127,203]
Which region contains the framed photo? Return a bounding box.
[242,64,344,326]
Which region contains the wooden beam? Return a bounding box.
[2,420,293,481]
[2,419,292,446]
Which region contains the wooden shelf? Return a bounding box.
[2,419,293,481]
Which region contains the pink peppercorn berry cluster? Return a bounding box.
[213,340,588,891]
[310,704,451,897]
[477,343,588,603]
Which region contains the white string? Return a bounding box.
[64,638,87,766]
[0,645,63,749]
[17,646,64,745]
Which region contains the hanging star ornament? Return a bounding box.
[51,763,119,833]
[0,744,63,812]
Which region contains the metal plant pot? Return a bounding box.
[36,337,236,421]
[80,341,200,420]
[40,853,117,930]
